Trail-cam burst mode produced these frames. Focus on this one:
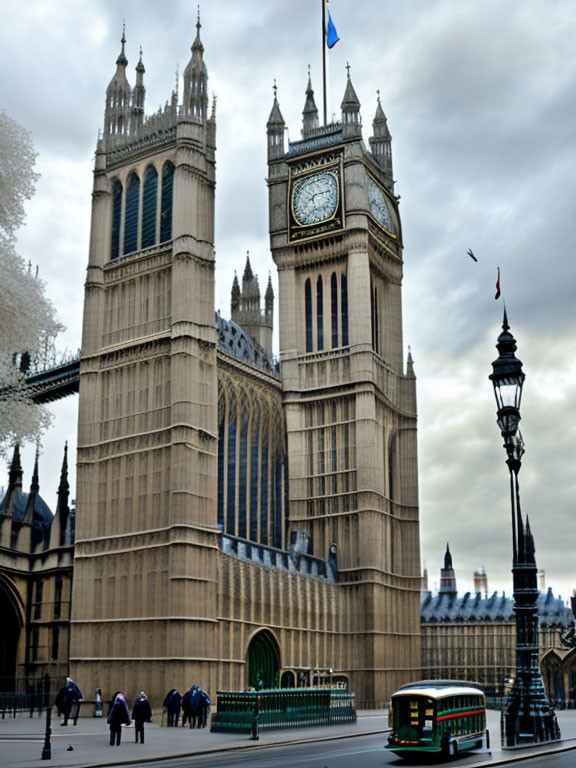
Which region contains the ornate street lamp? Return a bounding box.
[490,310,560,748]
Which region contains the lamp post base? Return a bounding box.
[501,665,561,748]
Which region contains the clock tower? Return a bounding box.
[267,71,421,701]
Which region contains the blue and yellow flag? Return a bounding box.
[325,2,340,49]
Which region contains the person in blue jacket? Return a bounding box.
[163,688,182,727]
[107,692,130,746]
[131,691,152,743]
[182,685,202,729]
[55,678,83,726]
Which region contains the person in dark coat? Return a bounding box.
[131,691,152,744]
[199,688,211,729]
[55,678,83,726]
[107,692,130,746]
[181,685,202,729]
[163,688,182,727]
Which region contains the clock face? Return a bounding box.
[292,172,339,226]
[367,177,395,234]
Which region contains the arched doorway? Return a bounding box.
[247,630,280,690]
[0,578,23,691]
[541,651,565,708]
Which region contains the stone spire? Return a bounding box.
[8,442,23,490]
[55,442,70,546]
[183,7,209,119]
[23,445,40,524]
[231,272,240,313]
[406,346,415,377]
[242,252,260,306]
[369,91,393,178]
[104,25,132,137]
[0,443,22,518]
[265,273,274,320]
[444,542,453,570]
[341,63,361,138]
[231,253,273,359]
[439,542,457,595]
[302,67,319,138]
[131,47,146,133]
[267,80,285,161]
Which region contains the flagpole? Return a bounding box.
[322,0,327,125]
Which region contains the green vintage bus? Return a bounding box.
[385,681,488,759]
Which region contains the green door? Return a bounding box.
[247,630,280,689]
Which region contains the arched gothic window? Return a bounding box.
[110,178,122,259]
[305,278,312,352]
[316,275,324,351]
[123,171,140,255]
[331,272,338,348]
[160,161,175,243]
[141,165,158,249]
[341,274,349,346]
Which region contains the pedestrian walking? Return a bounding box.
[163,688,182,727]
[182,685,201,728]
[131,691,152,744]
[199,688,211,728]
[107,692,130,746]
[55,678,83,726]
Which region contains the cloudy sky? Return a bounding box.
[2,0,575,600]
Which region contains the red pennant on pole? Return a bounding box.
[495,267,501,300]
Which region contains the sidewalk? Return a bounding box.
[0,709,575,768]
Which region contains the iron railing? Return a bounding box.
[211,688,356,733]
[0,676,64,719]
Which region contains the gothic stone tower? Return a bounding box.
[70,22,219,696]
[267,73,421,702]
[230,253,274,358]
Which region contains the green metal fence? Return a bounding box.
[211,688,356,733]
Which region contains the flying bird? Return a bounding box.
[467,248,477,262]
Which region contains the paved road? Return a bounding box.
[514,755,576,768]
[116,732,493,768]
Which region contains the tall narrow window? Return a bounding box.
[51,627,59,660]
[123,171,140,254]
[250,402,259,542]
[31,628,39,661]
[34,580,43,619]
[54,576,63,620]
[331,272,338,348]
[226,390,237,535]
[341,274,349,346]
[238,405,249,539]
[218,403,225,532]
[316,275,324,351]
[370,282,375,350]
[160,161,175,242]
[110,178,122,259]
[141,165,158,249]
[305,278,313,352]
[374,286,380,354]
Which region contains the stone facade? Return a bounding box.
[18,20,420,709]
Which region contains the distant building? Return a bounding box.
[0,444,74,691]
[421,544,573,704]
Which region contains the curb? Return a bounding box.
[471,738,576,768]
